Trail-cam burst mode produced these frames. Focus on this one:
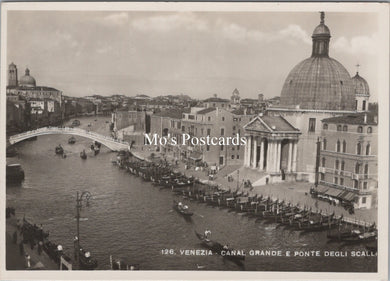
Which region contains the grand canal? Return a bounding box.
[6,117,377,271]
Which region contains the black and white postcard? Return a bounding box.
[1,2,388,280]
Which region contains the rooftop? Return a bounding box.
[322,112,378,125]
[245,115,300,133]
[153,108,190,119]
[196,107,217,115]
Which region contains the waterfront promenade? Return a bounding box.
[131,145,377,225]
[6,215,59,270]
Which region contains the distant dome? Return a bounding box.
[352,72,370,97]
[279,12,355,111]
[19,68,36,87]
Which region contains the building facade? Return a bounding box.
[318,113,378,209]
[263,12,369,183]
[181,107,253,166]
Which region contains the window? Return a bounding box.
[335,160,339,170]
[336,140,341,152]
[323,138,327,150]
[220,145,224,151]
[362,101,366,111]
[364,164,369,179]
[363,182,368,190]
[367,127,372,133]
[182,126,185,132]
[231,155,235,159]
[341,161,345,171]
[334,177,338,184]
[343,125,348,132]
[320,173,324,180]
[221,128,225,136]
[308,118,316,132]
[233,126,236,131]
[237,155,240,159]
[207,128,211,136]
[322,157,326,167]
[362,197,367,204]
[208,116,211,121]
[355,100,358,110]
[357,126,363,133]
[222,117,225,121]
[353,180,359,189]
[323,123,328,130]
[357,143,362,155]
[232,147,235,151]
[355,163,360,174]
[337,125,342,131]
[366,144,370,155]
[340,178,344,186]
[206,145,210,151]
[342,140,347,153]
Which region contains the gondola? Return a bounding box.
[173,200,193,217]
[68,136,76,144]
[194,231,245,262]
[80,150,87,159]
[55,145,64,155]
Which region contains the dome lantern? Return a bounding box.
[311,12,331,57]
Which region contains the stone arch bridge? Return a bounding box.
[9,127,130,151]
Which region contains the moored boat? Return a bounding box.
[6,164,25,184]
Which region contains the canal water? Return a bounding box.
[6,117,377,271]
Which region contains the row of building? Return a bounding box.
[111,13,377,210]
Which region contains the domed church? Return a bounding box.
[244,12,370,184]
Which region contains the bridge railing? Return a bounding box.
[10,127,130,147]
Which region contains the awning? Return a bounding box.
[315,186,329,194]
[325,187,344,198]
[189,151,202,161]
[339,191,357,202]
[236,196,249,203]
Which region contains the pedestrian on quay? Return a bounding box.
[19,240,24,255]
[38,241,43,255]
[25,254,31,269]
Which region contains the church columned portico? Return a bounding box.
[243,115,301,179]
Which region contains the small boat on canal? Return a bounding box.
[194,231,245,263]
[55,145,64,155]
[68,136,76,144]
[173,200,193,217]
[80,150,87,160]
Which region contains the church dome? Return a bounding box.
[352,72,370,97]
[19,68,36,87]
[279,12,356,111]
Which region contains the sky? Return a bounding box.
[6,10,380,101]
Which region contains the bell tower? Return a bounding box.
[8,63,18,87]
